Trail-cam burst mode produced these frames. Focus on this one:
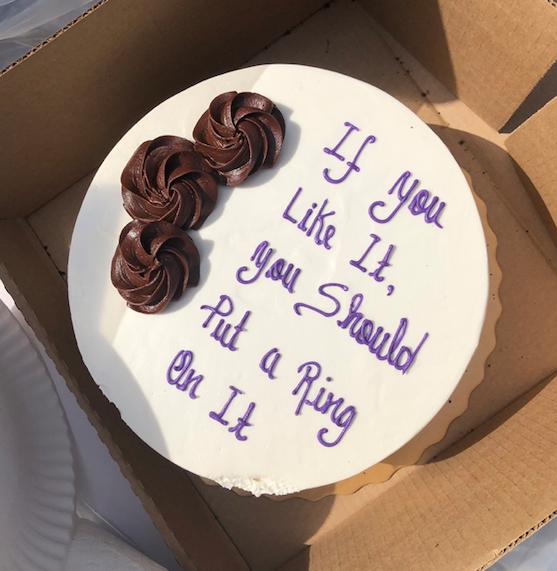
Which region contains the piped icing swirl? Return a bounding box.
[193,91,286,186]
[111,220,200,314]
[112,91,285,314]
[121,135,218,230]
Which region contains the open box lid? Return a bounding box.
[361,0,557,131]
[507,95,557,244]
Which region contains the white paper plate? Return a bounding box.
[0,298,75,571]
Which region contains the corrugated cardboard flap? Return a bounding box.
[360,0,557,131]
[280,371,557,571]
[506,95,557,245]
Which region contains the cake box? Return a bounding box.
[1,0,557,569]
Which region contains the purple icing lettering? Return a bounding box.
[266,258,284,281]
[323,224,336,246]
[369,171,447,228]
[369,171,418,224]
[394,332,429,374]
[304,386,327,409]
[340,314,391,360]
[304,377,333,411]
[282,187,302,224]
[238,240,302,293]
[200,295,250,351]
[298,202,317,232]
[409,189,430,216]
[351,234,394,283]
[292,361,321,415]
[387,318,408,366]
[355,319,374,345]
[166,350,203,399]
[382,317,429,373]
[323,121,359,161]
[337,295,428,374]
[210,310,250,351]
[283,187,336,249]
[210,387,256,441]
[283,187,302,223]
[236,241,273,284]
[201,294,233,327]
[369,327,391,360]
[227,402,256,441]
[350,233,381,273]
[305,199,336,249]
[408,189,445,228]
[336,293,364,336]
[293,363,356,447]
[293,282,348,317]
[264,258,301,293]
[209,385,242,426]
[369,243,394,282]
[296,285,428,375]
[317,406,356,447]
[260,348,281,380]
[323,123,376,184]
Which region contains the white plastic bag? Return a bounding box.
[489,518,557,570]
[0,0,94,39]
[0,0,97,69]
[65,519,168,571]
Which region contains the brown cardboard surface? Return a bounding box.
[279,372,557,571]
[248,1,442,128]
[3,0,557,570]
[502,60,557,132]
[359,0,557,130]
[0,0,325,219]
[27,170,96,276]
[506,96,557,246]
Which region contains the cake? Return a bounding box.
[68,64,489,496]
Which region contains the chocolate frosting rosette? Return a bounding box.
[111,220,200,314]
[111,91,286,314]
[121,135,218,230]
[193,91,286,186]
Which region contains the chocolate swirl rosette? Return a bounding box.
[111,220,200,314]
[193,91,286,186]
[121,135,218,230]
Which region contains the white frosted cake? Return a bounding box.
[69,64,489,496]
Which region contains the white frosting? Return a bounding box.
[69,65,488,496]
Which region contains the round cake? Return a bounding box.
[69,64,489,496]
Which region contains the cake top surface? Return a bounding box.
[69,64,488,496]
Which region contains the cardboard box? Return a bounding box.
[1,0,557,569]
